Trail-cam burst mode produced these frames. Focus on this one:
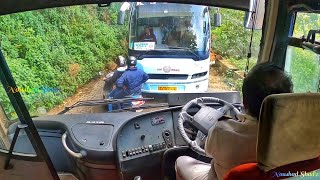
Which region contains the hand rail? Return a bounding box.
[62,132,86,159]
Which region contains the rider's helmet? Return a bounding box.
[117,56,126,67]
[126,56,137,67]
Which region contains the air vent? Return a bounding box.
[148,74,188,80]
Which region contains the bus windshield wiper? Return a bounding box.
[167,46,201,60]
[58,97,154,114]
[137,50,153,60]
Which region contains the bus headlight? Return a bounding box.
[191,71,208,79]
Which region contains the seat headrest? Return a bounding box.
[257,93,320,172]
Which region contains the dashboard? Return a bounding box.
[7,92,241,180]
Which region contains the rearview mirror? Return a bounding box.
[213,9,221,27]
[98,71,104,76]
[118,11,125,25]
[244,0,265,30]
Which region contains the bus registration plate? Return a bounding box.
[158,86,177,91]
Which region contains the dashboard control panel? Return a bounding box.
[117,111,174,162]
[121,142,167,158]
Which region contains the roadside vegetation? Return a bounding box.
[210,8,261,91]
[289,13,320,93]
[0,4,128,119]
[210,9,320,93]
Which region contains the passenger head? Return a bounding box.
[117,56,126,67]
[242,63,293,118]
[126,56,137,67]
[144,27,150,35]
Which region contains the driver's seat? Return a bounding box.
[224,93,320,179]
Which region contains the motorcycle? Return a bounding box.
[101,71,146,112]
[102,71,115,99]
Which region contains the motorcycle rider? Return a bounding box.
[108,56,149,99]
[103,56,127,98]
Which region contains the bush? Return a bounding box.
[286,48,320,93]
[209,8,261,91]
[222,70,243,92]
[0,4,128,119]
[210,8,261,59]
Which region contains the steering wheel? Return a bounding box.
[178,97,241,156]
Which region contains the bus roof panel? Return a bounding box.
[137,3,205,18]
[0,0,251,16]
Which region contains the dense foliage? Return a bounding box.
[287,47,320,93]
[211,9,320,93]
[288,13,320,93]
[0,4,128,119]
[294,13,320,38]
[209,8,261,91]
[210,8,261,61]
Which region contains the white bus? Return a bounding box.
[120,2,211,93]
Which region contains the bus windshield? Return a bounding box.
[0,3,262,118]
[129,3,210,59]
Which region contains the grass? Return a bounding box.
[228,57,257,71]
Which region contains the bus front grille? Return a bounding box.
[148,74,188,80]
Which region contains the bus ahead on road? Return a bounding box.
[122,2,211,93]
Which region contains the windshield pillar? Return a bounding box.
[269,1,294,68]
[0,50,59,180]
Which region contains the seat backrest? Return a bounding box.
[257,93,320,171]
[224,93,320,180]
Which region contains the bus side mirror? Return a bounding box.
[213,12,221,27]
[118,2,130,25]
[203,23,209,33]
[244,0,265,30]
[118,11,125,25]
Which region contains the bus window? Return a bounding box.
[285,12,320,93]
[129,6,138,49]
[129,3,209,53]
[0,84,15,150]
[293,13,320,41]
[0,83,40,154]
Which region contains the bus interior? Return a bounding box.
[0,0,319,180]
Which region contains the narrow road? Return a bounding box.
[208,66,231,92]
[48,76,106,115]
[48,66,231,115]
